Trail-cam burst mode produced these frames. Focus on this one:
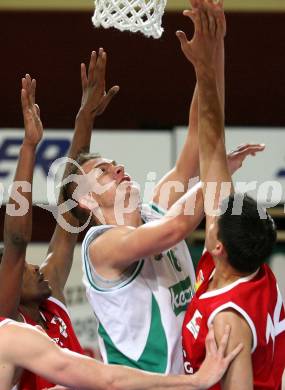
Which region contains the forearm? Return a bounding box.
[60,108,93,186]
[108,365,202,390]
[142,184,204,253]
[216,39,225,112]
[175,84,199,178]
[4,143,36,244]
[197,67,223,144]
[59,355,201,390]
[70,108,93,158]
[196,67,227,176]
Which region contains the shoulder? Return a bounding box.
[88,225,136,265]
[213,309,253,351]
[0,320,34,352]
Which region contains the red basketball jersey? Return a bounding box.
[18,297,84,390]
[0,316,13,326]
[182,252,285,390]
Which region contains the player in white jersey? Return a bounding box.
[63,3,264,374]
[81,202,197,374]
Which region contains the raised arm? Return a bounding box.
[152,0,226,212]
[1,321,241,390]
[0,75,43,319]
[40,49,119,302]
[176,0,231,234]
[178,2,252,389]
[89,181,204,277]
[151,84,199,210]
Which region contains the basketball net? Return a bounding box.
[92,0,167,39]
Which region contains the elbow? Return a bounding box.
[172,217,189,242]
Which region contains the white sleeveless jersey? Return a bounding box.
[81,203,196,374]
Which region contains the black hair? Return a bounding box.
[0,247,3,263]
[62,152,101,224]
[217,193,277,273]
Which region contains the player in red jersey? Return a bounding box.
[183,250,285,390]
[176,0,285,389]
[0,315,244,390]
[0,49,119,389]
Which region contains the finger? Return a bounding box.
[205,324,218,355]
[216,12,224,39]
[183,9,197,24]
[217,324,231,357]
[22,77,27,91]
[217,0,224,9]
[25,74,34,107]
[21,88,28,111]
[199,9,209,35]
[31,78,36,105]
[206,8,216,36]
[190,0,200,9]
[251,143,265,150]
[95,48,107,88]
[34,103,41,117]
[204,0,216,34]
[81,63,88,91]
[224,343,243,365]
[234,143,250,152]
[103,86,120,104]
[88,51,97,85]
[96,85,120,115]
[25,74,32,99]
[176,30,189,48]
[239,145,265,155]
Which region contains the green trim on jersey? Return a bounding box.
[98,294,168,373]
[84,254,144,292]
[149,202,166,216]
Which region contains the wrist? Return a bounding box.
[186,372,202,390]
[22,140,38,151]
[77,106,96,122]
[195,64,216,82]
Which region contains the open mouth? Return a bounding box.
[119,176,131,184]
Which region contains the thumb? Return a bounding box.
[34,103,40,117]
[104,85,120,105]
[176,30,188,47]
[95,85,120,116]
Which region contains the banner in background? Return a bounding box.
[176,127,285,204]
[0,129,172,205]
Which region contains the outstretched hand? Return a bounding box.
[176,0,225,69]
[80,48,119,118]
[227,143,265,174]
[195,324,243,389]
[21,74,43,147]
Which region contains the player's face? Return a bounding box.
[80,157,140,210]
[20,262,52,304]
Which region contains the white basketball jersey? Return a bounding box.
[81,203,196,374]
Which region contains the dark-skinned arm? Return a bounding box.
[40,49,119,303]
[0,75,43,319]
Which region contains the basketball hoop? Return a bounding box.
[92,0,167,39]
